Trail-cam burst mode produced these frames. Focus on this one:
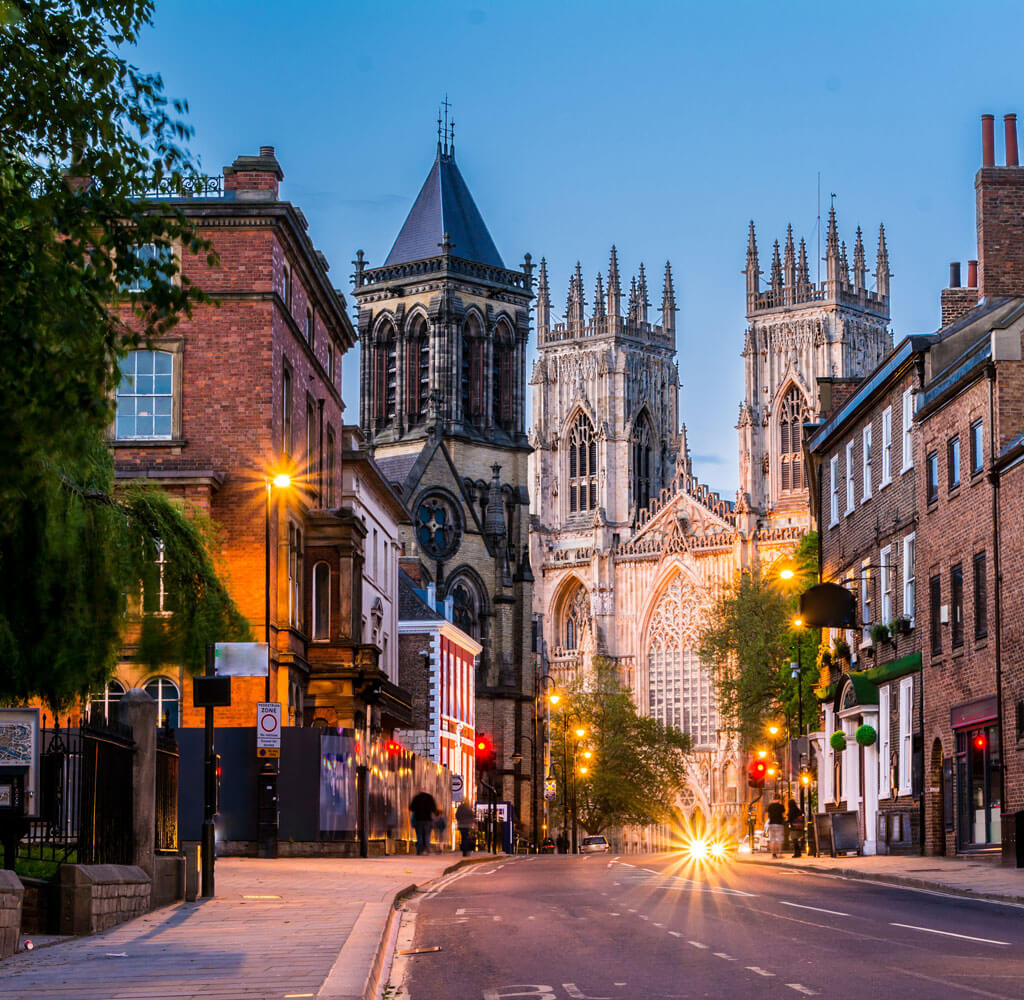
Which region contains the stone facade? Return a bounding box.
[58,864,150,936]
[0,870,23,960]
[353,138,536,834]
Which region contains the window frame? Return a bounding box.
[947,435,961,491]
[312,560,330,641]
[926,450,938,505]
[861,425,873,502]
[860,560,872,644]
[880,406,893,487]
[950,562,964,649]
[901,387,914,472]
[144,676,180,729]
[970,419,984,477]
[566,411,598,517]
[829,455,840,526]
[929,574,942,655]
[880,545,893,624]
[974,551,988,641]
[114,347,180,442]
[282,365,293,456]
[878,684,891,799]
[845,440,855,515]
[903,532,916,627]
[898,676,913,796]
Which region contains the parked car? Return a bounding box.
[579,835,610,854]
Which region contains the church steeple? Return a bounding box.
[607,245,622,317]
[745,221,760,305]
[593,272,606,321]
[783,224,796,301]
[770,240,783,293]
[662,261,676,335]
[876,223,890,298]
[825,205,841,288]
[536,256,550,335]
[636,262,649,323]
[853,226,866,290]
[567,261,586,332]
[797,237,810,289]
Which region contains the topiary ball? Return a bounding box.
[855,724,877,747]
[829,731,847,752]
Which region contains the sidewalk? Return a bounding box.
[737,850,1024,905]
[0,852,499,1000]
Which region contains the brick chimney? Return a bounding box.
[976,113,1024,298]
[940,260,979,327]
[224,145,283,200]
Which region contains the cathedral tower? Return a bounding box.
[353,125,535,827]
[738,210,891,530]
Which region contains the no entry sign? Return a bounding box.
[256,702,281,758]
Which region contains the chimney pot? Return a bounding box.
[983,114,996,167]
[259,145,275,158]
[968,260,979,288]
[1006,114,1019,166]
[949,262,962,288]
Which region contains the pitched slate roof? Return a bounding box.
[398,569,443,622]
[385,151,504,268]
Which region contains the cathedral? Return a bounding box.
[530,209,892,837]
[353,129,536,826]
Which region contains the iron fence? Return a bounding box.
[155,729,179,853]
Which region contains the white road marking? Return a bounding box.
[668,931,682,937]
[563,986,611,999]
[747,967,775,977]
[713,952,735,961]
[688,941,708,949]
[786,986,818,996]
[638,914,649,920]
[889,922,1010,946]
[653,922,664,927]
[483,988,556,1000]
[614,984,627,987]
[780,901,849,917]
[608,912,620,916]
[627,908,637,913]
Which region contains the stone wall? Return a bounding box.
[59,865,150,936]
[0,870,24,960]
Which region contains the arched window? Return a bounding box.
[449,578,482,640]
[631,412,654,514]
[312,561,330,640]
[373,321,397,427]
[646,575,715,746]
[461,315,485,426]
[779,386,807,493]
[89,679,126,723]
[144,676,180,729]
[492,322,514,432]
[566,412,598,515]
[405,315,429,425]
[563,584,590,650]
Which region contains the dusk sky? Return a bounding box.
[133,0,1024,496]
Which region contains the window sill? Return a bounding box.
[948,485,961,497]
[975,633,989,647]
[970,470,985,482]
[861,495,873,505]
[878,478,892,491]
[829,519,839,530]
[112,438,185,448]
[926,499,939,511]
[901,464,914,475]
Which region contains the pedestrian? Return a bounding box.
[765,796,786,858]
[409,789,439,856]
[787,797,805,858]
[456,801,476,856]
[556,831,569,855]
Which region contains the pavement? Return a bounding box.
[736,849,1024,905]
[0,851,500,1000]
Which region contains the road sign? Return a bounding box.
[193,676,231,708]
[451,773,464,803]
[215,642,269,677]
[256,702,281,755]
[257,747,280,759]
[544,777,557,802]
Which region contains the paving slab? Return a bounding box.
[736,850,1024,904]
[0,853,497,1000]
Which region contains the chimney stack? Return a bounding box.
[1006,115,1019,166]
[949,261,961,288]
[967,259,978,288]
[224,145,284,200]
[941,259,979,326]
[983,114,995,166]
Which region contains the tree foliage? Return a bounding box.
[0,1,247,707]
[698,533,820,749]
[551,659,692,836]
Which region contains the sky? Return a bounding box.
[132,0,1024,496]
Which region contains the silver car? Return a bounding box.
[579,835,610,854]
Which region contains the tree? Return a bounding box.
[551,659,692,836]
[0,1,248,707]
[698,533,819,750]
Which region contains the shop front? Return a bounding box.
[951,696,1002,851]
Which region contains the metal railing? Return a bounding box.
[155,730,179,853]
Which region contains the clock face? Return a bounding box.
[416,493,461,560]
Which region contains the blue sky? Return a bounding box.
[133,0,1024,495]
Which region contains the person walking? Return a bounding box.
[456,801,476,856]
[765,796,786,858]
[787,797,805,858]
[410,789,439,856]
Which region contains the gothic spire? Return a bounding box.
[637,262,649,323]
[536,256,550,334]
[627,275,639,324]
[593,272,606,321]
[607,245,622,318]
[745,220,760,302]
[853,226,866,290]
[797,237,810,288]
[783,224,796,293]
[839,241,850,286]
[567,261,586,331]
[875,222,891,298]
[770,240,783,291]
[825,205,841,288]
[662,261,676,335]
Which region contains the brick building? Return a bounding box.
[107,146,412,743]
[807,336,930,854]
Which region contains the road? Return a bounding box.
[388,853,1024,1000]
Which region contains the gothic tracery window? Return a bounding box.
[405,315,429,425]
[449,578,482,640]
[779,385,807,493]
[563,584,590,650]
[492,321,514,432]
[373,320,397,427]
[631,411,654,515]
[566,412,597,516]
[646,574,715,746]
[461,315,485,427]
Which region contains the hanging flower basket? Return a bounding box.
[833,640,851,661]
[829,731,847,752]
[855,724,877,747]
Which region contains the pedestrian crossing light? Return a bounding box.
[748,759,767,788]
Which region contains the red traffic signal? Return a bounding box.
[748,759,767,788]
[385,740,403,756]
[973,733,988,751]
[474,733,495,770]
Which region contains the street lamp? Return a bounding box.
[265,472,292,703]
[510,733,538,852]
[791,616,807,846]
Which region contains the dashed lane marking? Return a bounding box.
[668,931,682,937]
[780,901,850,917]
[786,986,818,996]
[889,922,1010,946]
[746,968,775,977]
[687,941,708,949]
[713,952,735,961]
[609,912,620,916]
[653,922,663,927]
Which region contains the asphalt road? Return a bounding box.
[389,853,1024,1000]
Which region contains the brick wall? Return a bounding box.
[940,287,979,328]
[977,166,1024,298]
[999,454,1024,821]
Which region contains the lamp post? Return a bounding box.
[511,733,538,853]
[260,472,290,860]
[570,725,586,854]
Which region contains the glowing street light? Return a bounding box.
[548,692,561,707]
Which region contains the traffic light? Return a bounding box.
[385,740,403,756]
[214,754,222,814]
[748,758,767,788]
[475,733,495,772]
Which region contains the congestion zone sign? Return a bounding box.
[257,702,281,758]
